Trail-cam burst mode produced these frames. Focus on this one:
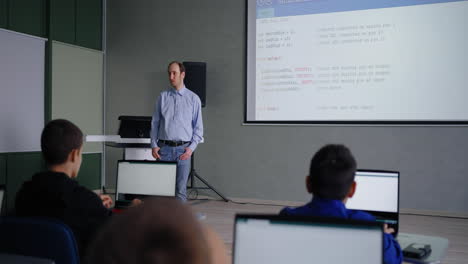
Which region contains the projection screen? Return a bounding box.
[245,0,468,124]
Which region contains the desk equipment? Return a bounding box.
[118,115,151,139]
[347,169,400,236]
[403,243,432,259]
[115,160,177,208]
[398,233,449,264]
[115,115,153,160]
[233,214,383,264]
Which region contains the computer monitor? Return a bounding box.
[233,214,383,264]
[116,160,177,203]
[347,170,400,235]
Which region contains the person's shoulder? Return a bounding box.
[279,206,294,216]
[160,88,173,96]
[15,171,74,214]
[185,87,199,97]
[279,204,311,216]
[347,209,376,221]
[25,171,71,188]
[38,171,91,197]
[187,89,202,106]
[69,181,100,199]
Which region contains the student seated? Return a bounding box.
[85,197,229,264]
[15,119,113,258]
[280,144,403,264]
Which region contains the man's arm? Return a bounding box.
[180,96,203,160]
[188,95,204,152]
[151,95,162,159]
[383,233,403,264]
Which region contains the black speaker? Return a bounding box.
[183,61,206,107]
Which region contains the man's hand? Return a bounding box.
[384,224,395,234]
[130,198,142,207]
[152,147,161,159]
[99,194,113,209]
[179,147,193,160]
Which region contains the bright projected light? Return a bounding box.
[246,0,468,124]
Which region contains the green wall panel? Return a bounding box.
[6,152,45,213]
[78,153,101,190]
[51,41,104,153]
[76,0,102,50]
[0,154,6,185]
[8,0,46,37]
[0,0,7,28]
[50,0,76,44]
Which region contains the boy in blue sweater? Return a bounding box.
[280,144,403,264]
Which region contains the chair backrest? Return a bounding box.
[0,217,79,264]
[0,253,55,264]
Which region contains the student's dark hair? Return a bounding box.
[309,144,357,200]
[168,61,185,73]
[41,119,83,166]
[85,198,210,264]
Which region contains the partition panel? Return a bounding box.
[51,41,104,154]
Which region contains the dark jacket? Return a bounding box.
[15,171,111,258]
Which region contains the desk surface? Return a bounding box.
[398,232,449,264]
[86,135,151,147]
[105,142,151,148]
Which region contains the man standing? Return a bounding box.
[151,61,204,201]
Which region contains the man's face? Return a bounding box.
[168,63,185,89]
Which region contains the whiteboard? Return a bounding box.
[0,29,46,153]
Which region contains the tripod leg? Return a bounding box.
[192,171,229,202]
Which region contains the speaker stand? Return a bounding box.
[187,152,229,202]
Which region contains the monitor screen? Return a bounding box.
[233,215,383,264]
[347,170,399,213]
[116,161,177,199]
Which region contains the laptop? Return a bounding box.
[233,214,383,264]
[346,169,400,236]
[117,116,151,138]
[114,160,177,208]
[0,185,4,216]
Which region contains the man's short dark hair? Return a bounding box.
[168,61,185,73]
[86,198,210,264]
[41,119,83,166]
[309,144,357,200]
